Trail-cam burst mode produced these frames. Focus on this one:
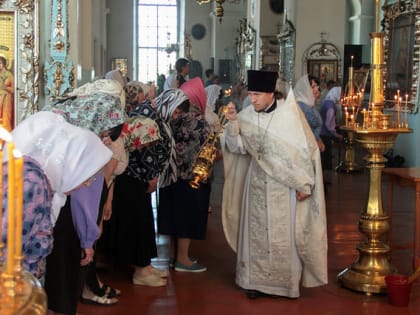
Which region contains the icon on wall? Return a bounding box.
[112,58,128,76]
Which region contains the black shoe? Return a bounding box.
[245,290,271,299]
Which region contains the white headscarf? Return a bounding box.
[11,112,112,225]
[105,69,127,88]
[205,84,222,126]
[294,74,315,106]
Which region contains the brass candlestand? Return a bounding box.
[0,130,47,313]
[336,128,361,173]
[337,57,365,173]
[337,30,412,294]
[0,257,47,315]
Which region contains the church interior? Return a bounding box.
[1,0,420,313]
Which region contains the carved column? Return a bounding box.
[44,0,74,102]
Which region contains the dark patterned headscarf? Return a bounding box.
[124,81,144,109]
[154,89,190,187]
[126,102,172,183]
[154,89,189,123]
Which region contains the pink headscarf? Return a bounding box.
[180,77,206,113]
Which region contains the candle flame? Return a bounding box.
[0,126,12,142]
[13,149,23,159]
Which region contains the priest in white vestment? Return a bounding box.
[221,70,328,298]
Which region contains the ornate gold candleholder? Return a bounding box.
[0,128,48,314]
[336,127,361,173]
[337,54,367,173]
[0,256,47,315]
[337,27,412,294]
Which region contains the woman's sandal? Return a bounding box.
[80,294,118,306]
[101,284,121,298]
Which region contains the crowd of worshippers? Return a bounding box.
[0,61,338,313]
[0,65,224,314]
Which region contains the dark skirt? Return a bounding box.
[158,179,210,240]
[107,173,157,267]
[44,198,83,315]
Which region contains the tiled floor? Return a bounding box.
[78,161,420,314]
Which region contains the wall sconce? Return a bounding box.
[195,0,225,23]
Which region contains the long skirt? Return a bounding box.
[158,179,210,240]
[108,173,157,267]
[44,198,83,315]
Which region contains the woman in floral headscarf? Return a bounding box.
[155,87,212,273]
[42,88,128,306]
[104,84,173,288]
[104,114,168,287]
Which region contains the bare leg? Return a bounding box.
[133,265,154,277]
[176,238,192,266]
[169,235,177,259]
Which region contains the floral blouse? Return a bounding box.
[1,156,53,279]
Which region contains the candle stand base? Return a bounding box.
[337,129,410,294]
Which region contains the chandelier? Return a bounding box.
[195,0,225,23]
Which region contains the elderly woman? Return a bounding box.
[102,80,166,287]
[42,85,128,308]
[320,86,343,170]
[294,74,325,152]
[99,113,165,288]
[3,113,112,279]
[157,80,211,273]
[204,84,222,127]
[9,111,113,315]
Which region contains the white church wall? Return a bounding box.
[295,0,346,81]
[185,1,245,83]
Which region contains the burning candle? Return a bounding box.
[6,142,15,275]
[344,107,349,126]
[362,108,367,128]
[0,145,2,242]
[398,96,402,127]
[15,150,23,259]
[0,127,12,244]
[405,94,409,128]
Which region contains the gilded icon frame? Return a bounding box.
[0,1,40,129]
[383,1,420,112]
[307,60,338,85]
